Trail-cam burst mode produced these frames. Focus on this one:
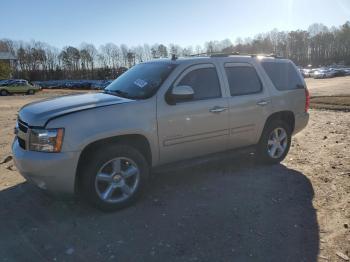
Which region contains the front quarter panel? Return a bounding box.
[46,98,159,166]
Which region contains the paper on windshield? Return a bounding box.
[134,79,148,88]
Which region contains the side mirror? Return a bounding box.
[171,85,194,102]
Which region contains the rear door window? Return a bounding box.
[224,65,262,96]
[261,61,304,91]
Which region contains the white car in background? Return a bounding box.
[313,69,335,79]
[299,68,310,78]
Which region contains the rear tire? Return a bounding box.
[80,144,149,211]
[0,89,8,96]
[257,120,291,165]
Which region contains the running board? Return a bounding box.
[153,146,256,174]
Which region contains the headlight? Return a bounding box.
[29,128,64,152]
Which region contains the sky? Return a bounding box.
[1,0,350,48]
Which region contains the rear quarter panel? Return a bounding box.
[257,59,308,132]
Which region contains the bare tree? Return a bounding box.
[143,44,152,61]
[169,44,181,57]
[3,20,350,80]
[120,44,128,67]
[80,43,97,77]
[195,45,202,55]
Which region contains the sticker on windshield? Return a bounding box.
[134,79,148,88]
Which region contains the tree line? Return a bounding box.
[1,21,349,81]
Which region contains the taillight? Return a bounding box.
[305,88,310,112]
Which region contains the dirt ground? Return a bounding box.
[0,78,349,261]
[306,76,350,97]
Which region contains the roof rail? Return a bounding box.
[188,52,283,59]
[250,53,283,58]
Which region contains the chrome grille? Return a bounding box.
[18,137,26,149]
[16,119,29,150]
[18,120,28,133]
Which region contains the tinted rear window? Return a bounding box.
[261,61,304,90]
[225,66,262,96]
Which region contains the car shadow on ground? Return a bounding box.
[0,155,319,262]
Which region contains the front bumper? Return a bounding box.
[293,112,309,135]
[12,138,80,196]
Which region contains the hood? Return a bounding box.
[19,92,133,127]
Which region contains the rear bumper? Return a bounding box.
[293,112,309,135]
[12,138,80,196]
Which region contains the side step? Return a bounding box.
[152,146,256,174]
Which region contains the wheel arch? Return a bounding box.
[0,88,9,95]
[75,134,152,194]
[260,111,295,140]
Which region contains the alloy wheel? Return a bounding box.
[95,157,140,203]
[267,127,288,159]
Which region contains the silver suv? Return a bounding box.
[12,54,309,211]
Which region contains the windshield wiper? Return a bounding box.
[104,89,129,98]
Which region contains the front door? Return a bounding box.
[157,63,230,164]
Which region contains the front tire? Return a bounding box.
[80,144,149,211]
[257,120,291,164]
[27,89,35,95]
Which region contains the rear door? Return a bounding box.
[220,62,272,148]
[157,63,230,164]
[18,81,29,93]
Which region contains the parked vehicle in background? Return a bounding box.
[313,69,335,79]
[0,79,41,96]
[330,68,347,77]
[298,65,350,79]
[308,69,318,78]
[0,80,8,86]
[12,54,310,211]
[300,68,312,78]
[34,80,114,90]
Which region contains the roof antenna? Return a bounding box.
[171,54,177,61]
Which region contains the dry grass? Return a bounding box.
[310,96,350,111]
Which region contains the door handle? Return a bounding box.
[209,106,228,113]
[256,100,269,106]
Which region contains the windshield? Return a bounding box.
[105,62,177,99]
